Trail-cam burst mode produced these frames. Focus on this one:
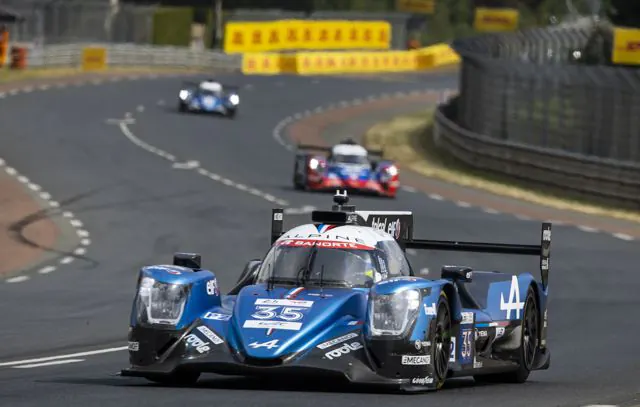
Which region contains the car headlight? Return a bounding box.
[135,277,190,327]
[179,90,190,100]
[228,94,239,105]
[385,165,398,176]
[369,288,421,337]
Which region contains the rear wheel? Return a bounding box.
[178,102,187,112]
[145,371,200,386]
[431,291,452,389]
[474,286,539,384]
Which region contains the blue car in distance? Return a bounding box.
[121,191,552,392]
[177,80,239,118]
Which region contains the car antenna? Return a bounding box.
[267,262,274,291]
[319,264,325,297]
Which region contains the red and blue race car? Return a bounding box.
[292,139,399,198]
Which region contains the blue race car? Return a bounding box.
[121,191,552,392]
[177,80,239,118]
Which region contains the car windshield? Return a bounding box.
[333,154,369,164]
[201,90,222,96]
[255,240,382,288]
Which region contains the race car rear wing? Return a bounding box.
[270,191,551,288]
[296,144,384,157]
[405,223,551,288]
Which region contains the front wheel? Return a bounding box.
[226,109,237,119]
[144,371,200,386]
[474,286,539,384]
[430,291,452,389]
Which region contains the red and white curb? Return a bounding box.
[0,158,90,284]
[0,73,190,284]
[271,88,637,243]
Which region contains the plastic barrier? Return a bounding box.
[82,47,107,71]
[612,27,640,65]
[240,44,460,76]
[473,7,519,32]
[225,20,391,53]
[241,52,286,75]
[295,51,417,75]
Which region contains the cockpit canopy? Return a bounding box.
[330,144,369,165]
[255,235,411,288]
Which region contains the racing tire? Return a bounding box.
[430,291,452,390]
[178,102,187,113]
[474,286,539,384]
[226,109,237,119]
[144,371,200,386]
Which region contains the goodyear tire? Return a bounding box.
[178,101,187,112]
[430,291,452,389]
[145,371,200,386]
[474,286,539,384]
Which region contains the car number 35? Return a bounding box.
[251,306,304,321]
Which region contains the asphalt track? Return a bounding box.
[0,72,638,407]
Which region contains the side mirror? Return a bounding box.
[441,265,472,282]
[228,259,262,295]
[173,252,201,270]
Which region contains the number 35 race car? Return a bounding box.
[293,139,399,198]
[121,191,552,392]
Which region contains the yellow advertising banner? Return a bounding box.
[241,44,460,75]
[224,20,391,53]
[241,53,284,75]
[81,47,107,71]
[295,51,417,75]
[473,8,519,32]
[612,27,640,65]
[396,0,435,14]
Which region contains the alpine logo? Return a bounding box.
[324,342,363,360]
[370,217,402,239]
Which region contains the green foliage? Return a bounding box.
[152,7,194,46]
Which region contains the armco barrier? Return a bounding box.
[22,43,241,71]
[434,97,640,208]
[240,44,460,75]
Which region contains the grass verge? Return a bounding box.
[363,108,640,223]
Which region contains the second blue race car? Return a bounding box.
[177,79,239,118]
[121,191,552,392]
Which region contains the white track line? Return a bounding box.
[0,346,127,367]
[13,359,85,369]
[112,118,290,207]
[0,158,90,284]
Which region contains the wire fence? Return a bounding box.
[434,18,640,207]
[451,19,640,163]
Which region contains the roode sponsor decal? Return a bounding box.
[411,376,434,385]
[370,217,402,239]
[185,333,210,354]
[324,342,363,360]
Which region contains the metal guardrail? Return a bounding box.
[23,43,242,71]
[434,98,640,207]
[435,20,640,208]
